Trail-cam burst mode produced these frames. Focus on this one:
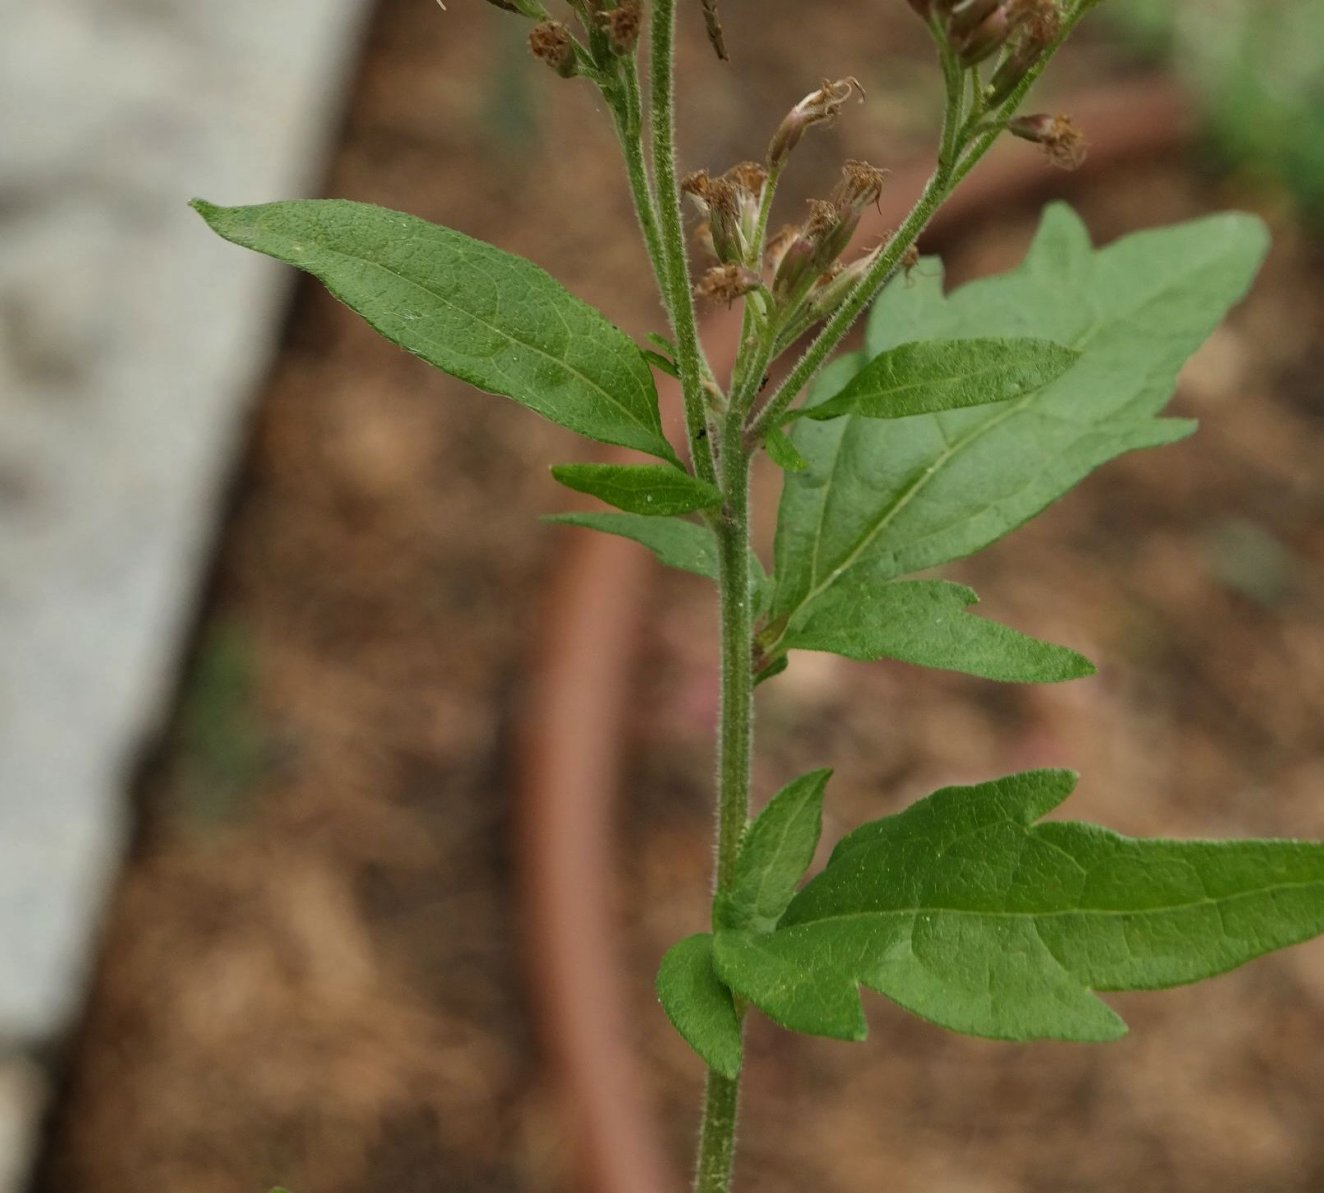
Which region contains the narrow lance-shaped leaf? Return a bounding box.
[715,769,830,934]
[763,425,809,473]
[657,934,743,1078]
[714,770,1324,1044]
[773,578,1094,684]
[769,205,1269,631]
[544,511,718,578]
[551,463,722,517]
[545,514,771,612]
[795,337,1079,422]
[191,199,677,462]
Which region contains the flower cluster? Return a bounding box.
[910,0,1063,97]
[685,102,890,343]
[487,0,643,79]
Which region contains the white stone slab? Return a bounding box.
[0,0,370,1046]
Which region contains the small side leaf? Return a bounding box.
[191,198,677,462]
[643,349,680,379]
[551,463,721,516]
[763,426,809,472]
[657,934,743,1078]
[715,770,1324,1044]
[798,337,1079,422]
[715,769,831,934]
[780,579,1095,683]
[544,512,717,578]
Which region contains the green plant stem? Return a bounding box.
[695,393,755,1193]
[649,0,719,484]
[694,1070,742,1193]
[609,82,671,313]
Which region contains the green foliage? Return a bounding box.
[190,199,676,461]
[714,770,830,934]
[774,579,1094,683]
[544,511,718,577]
[768,206,1269,655]
[796,337,1079,423]
[544,513,771,614]
[551,462,722,516]
[1108,0,1324,216]
[762,426,808,473]
[657,934,743,1078]
[714,770,1324,1044]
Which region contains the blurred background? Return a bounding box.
[3,1,1324,1191]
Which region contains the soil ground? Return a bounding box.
[34,2,1324,1191]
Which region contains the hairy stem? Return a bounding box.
[650,0,719,483]
[694,1070,742,1193]
[609,79,671,313]
[694,387,755,1193]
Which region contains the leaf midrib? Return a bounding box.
[778,242,1244,630]
[779,876,1324,930]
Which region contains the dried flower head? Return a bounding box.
[951,4,1012,66]
[1008,113,1087,169]
[529,21,578,77]
[1008,0,1061,43]
[768,78,865,169]
[683,164,768,264]
[695,263,763,305]
[602,0,642,55]
[831,161,888,213]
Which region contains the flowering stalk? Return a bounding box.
[193,6,1306,1193]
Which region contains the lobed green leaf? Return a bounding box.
[769,205,1269,635]
[657,934,743,1078]
[797,337,1079,423]
[191,198,677,461]
[551,462,721,516]
[776,578,1094,683]
[714,770,1324,1044]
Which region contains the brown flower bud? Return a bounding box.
[683,164,767,265]
[952,5,1011,66]
[1008,113,1086,169]
[831,160,888,214]
[529,21,578,77]
[1008,0,1061,43]
[764,224,800,276]
[767,78,864,170]
[706,180,744,264]
[602,0,642,55]
[695,263,763,305]
[771,228,820,307]
[946,0,1002,38]
[773,199,855,307]
[807,247,879,319]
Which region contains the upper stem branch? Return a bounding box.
[649,0,719,484]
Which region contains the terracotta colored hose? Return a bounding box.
[517,77,1193,1193]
